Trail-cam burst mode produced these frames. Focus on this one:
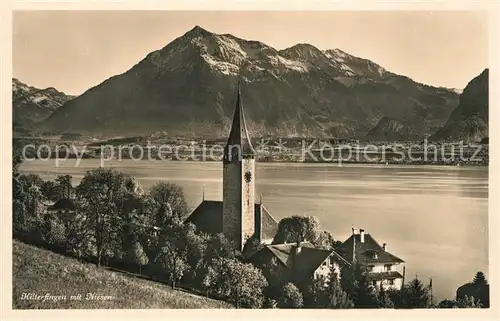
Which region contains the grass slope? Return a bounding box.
[12,240,232,309]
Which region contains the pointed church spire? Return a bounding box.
[224,77,255,162]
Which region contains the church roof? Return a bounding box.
[224,84,255,162]
[184,200,278,239]
[337,233,405,265]
[256,241,351,277]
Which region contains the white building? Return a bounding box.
[337,228,405,290]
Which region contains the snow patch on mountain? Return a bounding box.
[268,55,309,73]
[201,54,239,75]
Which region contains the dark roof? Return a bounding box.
[337,233,404,265]
[255,204,279,240]
[47,198,76,211]
[223,84,255,162]
[366,271,403,281]
[184,200,223,235]
[262,242,351,276]
[183,200,278,240]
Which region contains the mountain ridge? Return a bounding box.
[12,78,76,127]
[38,25,460,139]
[430,69,489,142]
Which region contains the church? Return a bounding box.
[184,84,279,251]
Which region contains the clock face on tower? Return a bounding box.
[244,171,252,183]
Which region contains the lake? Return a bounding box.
[19,159,489,301]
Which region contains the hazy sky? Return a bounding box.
[13,10,488,95]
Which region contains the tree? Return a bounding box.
[12,142,24,177]
[76,168,141,268]
[278,283,303,308]
[402,277,431,308]
[40,180,60,202]
[437,296,482,308]
[56,174,73,199]
[472,271,488,286]
[315,230,342,250]
[325,265,354,308]
[40,213,67,249]
[130,241,149,274]
[155,241,188,289]
[272,215,320,245]
[376,287,395,308]
[352,265,378,308]
[148,182,189,226]
[456,271,489,308]
[204,258,267,308]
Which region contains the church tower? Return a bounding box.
[222,82,256,251]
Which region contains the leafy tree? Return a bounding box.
[148,182,189,225]
[272,215,320,244]
[12,143,24,177]
[56,174,73,199]
[40,213,67,249]
[13,177,28,233]
[76,168,141,268]
[437,296,482,308]
[66,212,97,259]
[40,180,60,202]
[204,233,238,265]
[18,173,44,189]
[130,241,149,274]
[204,258,267,308]
[278,283,303,308]
[402,277,431,308]
[154,241,188,289]
[315,230,342,250]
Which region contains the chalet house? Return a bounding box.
[337,228,405,290]
[248,241,352,285]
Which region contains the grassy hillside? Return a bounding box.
[12,240,232,309]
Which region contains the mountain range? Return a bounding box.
[430,69,488,142]
[12,78,75,127]
[20,26,483,140]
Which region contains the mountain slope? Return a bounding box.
[430,69,488,142]
[13,240,232,309]
[365,117,412,141]
[12,78,75,127]
[39,26,459,139]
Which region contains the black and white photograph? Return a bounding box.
[6,6,495,313]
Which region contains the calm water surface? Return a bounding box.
[20,159,489,300]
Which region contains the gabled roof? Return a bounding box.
[183,200,278,240]
[261,241,351,277]
[184,200,223,235]
[47,198,76,211]
[223,84,255,162]
[337,233,404,265]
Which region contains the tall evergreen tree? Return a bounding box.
[402,277,431,308]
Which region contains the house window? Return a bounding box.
[384,264,392,272]
[366,265,374,272]
[372,280,377,286]
[387,279,395,285]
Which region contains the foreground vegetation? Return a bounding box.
[13,240,232,309]
[12,143,489,309]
